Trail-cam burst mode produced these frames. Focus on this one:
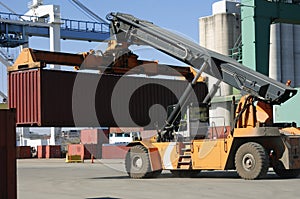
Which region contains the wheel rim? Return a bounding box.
[132,156,143,170]
[242,153,255,171]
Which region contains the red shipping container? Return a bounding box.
[8,69,207,128]
[68,144,91,160]
[46,145,61,158]
[37,145,46,158]
[0,109,17,199]
[16,146,32,159]
[80,129,109,144]
[102,144,129,159]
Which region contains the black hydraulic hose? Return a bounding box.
[231,95,253,135]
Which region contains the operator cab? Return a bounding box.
[168,103,209,141]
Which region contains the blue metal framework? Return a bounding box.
[0,12,110,47]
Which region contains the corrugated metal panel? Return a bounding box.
[9,69,208,128]
[9,70,41,126]
[0,109,16,199]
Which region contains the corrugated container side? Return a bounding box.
[0,110,17,199]
[9,70,41,126]
[37,145,46,158]
[16,146,32,159]
[9,69,207,127]
[46,145,61,158]
[102,144,129,159]
[80,129,109,144]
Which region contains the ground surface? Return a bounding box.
[18,159,300,199]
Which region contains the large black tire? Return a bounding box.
[171,170,200,178]
[235,142,269,180]
[125,145,161,179]
[273,161,300,179]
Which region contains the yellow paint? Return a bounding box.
[192,136,234,170]
[152,142,180,169]
[0,103,8,109]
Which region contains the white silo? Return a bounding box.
[199,0,241,126]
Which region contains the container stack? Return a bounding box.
[16,146,32,159]
[37,145,61,158]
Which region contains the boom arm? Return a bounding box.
[107,12,297,105]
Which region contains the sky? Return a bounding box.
[0,0,222,96]
[0,0,221,51]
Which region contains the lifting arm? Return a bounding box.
[107,12,297,105]
[107,12,297,141]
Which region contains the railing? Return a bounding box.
[0,11,39,22]
[229,35,242,63]
[60,18,109,33]
[0,11,110,33]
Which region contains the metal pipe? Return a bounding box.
[158,61,208,141]
[203,80,221,103]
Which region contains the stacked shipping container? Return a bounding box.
[16,146,31,159]
[37,145,61,158]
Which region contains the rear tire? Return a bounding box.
[125,145,161,179]
[273,161,300,179]
[235,142,269,180]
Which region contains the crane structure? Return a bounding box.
[106,13,300,180]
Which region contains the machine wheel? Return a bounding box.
[235,142,269,180]
[273,161,300,179]
[171,170,200,178]
[125,145,161,179]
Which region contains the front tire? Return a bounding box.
[235,142,269,180]
[125,145,161,179]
